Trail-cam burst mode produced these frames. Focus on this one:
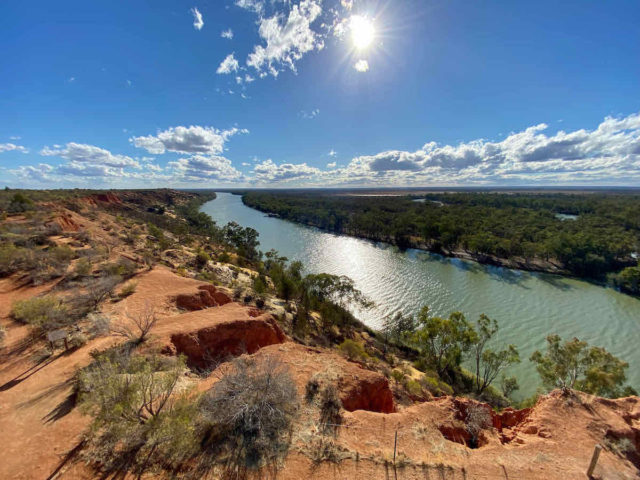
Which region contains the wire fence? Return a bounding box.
[315,421,600,480]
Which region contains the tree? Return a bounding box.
[382,311,418,345]
[472,314,520,395]
[223,221,261,262]
[612,265,640,295]
[81,275,120,310]
[303,273,374,310]
[530,334,634,397]
[500,375,519,399]
[411,307,476,376]
[112,303,158,344]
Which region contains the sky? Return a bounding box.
[1,0,639,188]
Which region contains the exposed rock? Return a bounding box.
[338,371,394,414]
[45,213,83,232]
[175,290,218,311]
[167,313,287,368]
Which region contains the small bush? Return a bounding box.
[406,379,423,397]
[252,275,268,294]
[198,355,298,475]
[338,339,369,362]
[391,369,406,385]
[102,258,137,278]
[218,251,231,263]
[195,250,211,269]
[79,353,197,476]
[74,257,92,277]
[255,296,265,309]
[12,296,67,330]
[0,324,6,345]
[111,303,158,344]
[465,404,492,448]
[86,313,111,338]
[77,275,121,311]
[119,281,137,298]
[319,384,342,436]
[68,332,88,349]
[305,376,320,403]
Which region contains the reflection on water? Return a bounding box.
[202,193,640,398]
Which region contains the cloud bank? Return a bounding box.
[8,113,640,187]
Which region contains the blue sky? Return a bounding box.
[1,0,639,188]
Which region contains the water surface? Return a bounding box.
[202,193,640,397]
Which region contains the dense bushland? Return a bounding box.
[243,191,640,280]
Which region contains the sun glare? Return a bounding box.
[350,15,375,50]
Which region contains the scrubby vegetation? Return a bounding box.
[1,188,638,478]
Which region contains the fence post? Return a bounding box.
[587,444,602,477]
[393,429,398,464]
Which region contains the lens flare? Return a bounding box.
[350,15,375,50]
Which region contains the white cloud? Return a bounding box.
[246,0,323,77]
[327,161,337,168]
[328,112,640,185]
[253,159,320,182]
[40,142,138,168]
[300,108,320,119]
[130,125,247,155]
[221,29,234,39]
[236,74,255,85]
[217,53,240,74]
[328,149,337,157]
[354,59,369,72]
[9,136,21,141]
[235,0,264,14]
[67,76,75,83]
[191,7,204,30]
[0,143,28,154]
[169,155,243,181]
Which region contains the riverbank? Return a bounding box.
[243,199,575,276]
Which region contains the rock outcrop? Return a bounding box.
[175,285,232,311]
[165,313,287,368]
[338,370,394,414]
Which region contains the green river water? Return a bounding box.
[202,192,640,398]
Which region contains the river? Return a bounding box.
[201,192,640,398]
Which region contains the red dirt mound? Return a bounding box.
[46,213,83,232]
[338,370,394,414]
[247,343,395,413]
[175,285,232,311]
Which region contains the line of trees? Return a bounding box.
[243,191,640,280]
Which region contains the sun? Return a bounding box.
[350,15,375,50]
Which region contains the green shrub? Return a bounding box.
[252,274,268,294]
[195,249,211,269]
[0,244,32,276]
[119,281,137,298]
[102,258,137,278]
[79,353,198,476]
[74,257,92,277]
[391,369,406,385]
[337,339,369,362]
[68,332,88,349]
[12,296,67,329]
[419,374,454,397]
[406,379,423,396]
